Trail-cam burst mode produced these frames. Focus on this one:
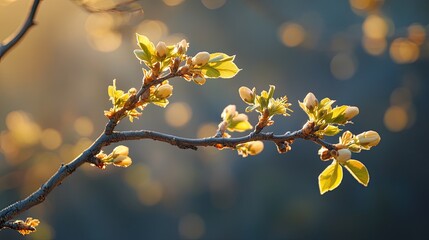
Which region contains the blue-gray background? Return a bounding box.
[0,0,428,239]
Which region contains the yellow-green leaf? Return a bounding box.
[318,160,343,195]
[344,159,370,186]
[322,125,341,136]
[228,120,253,132]
[136,34,155,62]
[201,53,240,78]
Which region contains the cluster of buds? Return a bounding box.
[178,51,211,85]
[299,92,360,137]
[219,105,253,134]
[239,85,292,132]
[96,145,132,168]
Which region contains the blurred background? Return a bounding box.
[0,0,428,239]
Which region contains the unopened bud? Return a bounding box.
[192,51,210,66]
[344,106,359,120]
[238,86,255,104]
[318,147,331,161]
[335,148,352,163]
[113,155,132,168]
[221,105,237,121]
[177,39,188,54]
[128,88,137,95]
[303,92,318,111]
[112,145,129,158]
[155,84,173,99]
[156,41,167,57]
[247,141,264,155]
[356,130,381,147]
[193,74,206,85]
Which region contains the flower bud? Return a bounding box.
[113,155,132,168]
[193,75,206,85]
[344,106,359,120]
[335,148,352,164]
[232,113,248,123]
[247,141,264,155]
[177,39,188,54]
[356,130,380,147]
[192,51,210,66]
[238,86,255,104]
[112,145,129,158]
[318,147,331,161]
[156,41,167,57]
[155,84,173,99]
[221,105,237,121]
[303,92,318,111]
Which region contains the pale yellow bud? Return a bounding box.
[344,106,359,120]
[113,155,132,168]
[247,141,264,155]
[303,92,318,111]
[155,84,173,99]
[221,105,237,121]
[192,51,210,66]
[356,130,381,147]
[335,148,352,164]
[177,39,188,54]
[232,113,248,123]
[128,88,137,95]
[156,41,167,57]
[193,75,206,85]
[238,86,255,104]
[112,145,129,157]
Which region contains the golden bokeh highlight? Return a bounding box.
[384,106,408,132]
[363,14,389,40]
[407,24,426,45]
[330,53,357,80]
[0,0,17,6]
[73,116,94,137]
[135,20,169,43]
[165,102,192,127]
[349,0,383,12]
[196,123,218,138]
[362,36,387,56]
[278,22,306,47]
[138,181,164,206]
[40,129,63,150]
[201,0,226,10]
[5,111,41,147]
[163,0,185,7]
[389,38,420,64]
[72,138,93,157]
[178,213,206,239]
[390,87,412,107]
[85,13,122,52]
[124,164,151,190]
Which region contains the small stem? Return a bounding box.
[0,0,42,60]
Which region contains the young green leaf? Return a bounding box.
[201,53,240,79]
[344,160,370,186]
[318,160,343,195]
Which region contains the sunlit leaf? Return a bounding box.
[344,160,370,186]
[228,120,253,132]
[201,53,240,78]
[318,160,343,195]
[322,125,341,136]
[136,34,155,64]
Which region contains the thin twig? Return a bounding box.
[0,0,42,60]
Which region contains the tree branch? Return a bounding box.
[0,69,336,233]
[0,0,42,61]
[109,129,335,150]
